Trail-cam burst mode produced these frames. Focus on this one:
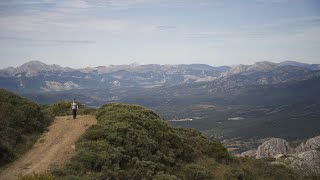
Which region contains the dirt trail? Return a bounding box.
[0,115,96,180]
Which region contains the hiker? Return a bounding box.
[71,99,79,119]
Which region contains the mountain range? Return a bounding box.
[1,60,320,143]
[1,60,319,93]
[0,61,230,92]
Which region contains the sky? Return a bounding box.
[0,0,320,68]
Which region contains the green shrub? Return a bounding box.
[207,140,233,163]
[56,103,230,179]
[18,172,54,180]
[0,89,53,167]
[183,164,212,180]
[153,171,179,180]
[53,103,313,179]
[225,168,254,180]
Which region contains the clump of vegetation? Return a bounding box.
[2,91,316,179]
[221,157,298,180]
[289,139,306,149]
[53,103,320,179]
[18,172,54,180]
[0,89,53,167]
[41,100,96,118]
[54,103,232,179]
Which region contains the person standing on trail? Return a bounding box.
[71,99,79,119]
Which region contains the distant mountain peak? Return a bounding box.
[224,61,275,76]
[21,60,47,66]
[251,61,277,70]
[19,60,58,70]
[278,61,320,70]
[0,60,73,77]
[223,61,314,77]
[253,61,276,66]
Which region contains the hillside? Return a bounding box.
[0,115,96,180]
[107,76,320,142]
[53,103,230,179]
[52,103,316,179]
[0,89,52,167]
[0,89,96,170]
[0,96,318,179]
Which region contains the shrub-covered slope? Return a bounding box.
[0,89,52,166]
[54,103,316,179]
[55,103,230,179]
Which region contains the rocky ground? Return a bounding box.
[238,136,320,174]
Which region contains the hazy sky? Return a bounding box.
[0,0,320,68]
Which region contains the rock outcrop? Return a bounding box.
[240,136,320,174]
[41,81,79,91]
[285,150,320,174]
[240,150,256,157]
[295,136,320,153]
[256,138,289,159]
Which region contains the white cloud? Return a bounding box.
[0,36,95,44]
[0,0,180,34]
[186,16,320,39]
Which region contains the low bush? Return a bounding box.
[0,89,53,167]
[18,172,54,180]
[55,103,231,179]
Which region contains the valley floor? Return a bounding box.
[0,115,96,180]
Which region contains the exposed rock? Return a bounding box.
[274,153,286,159]
[240,150,256,157]
[295,136,320,153]
[63,81,80,90]
[285,150,320,174]
[256,138,289,159]
[254,136,320,174]
[41,81,79,91]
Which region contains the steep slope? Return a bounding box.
[0,115,96,180]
